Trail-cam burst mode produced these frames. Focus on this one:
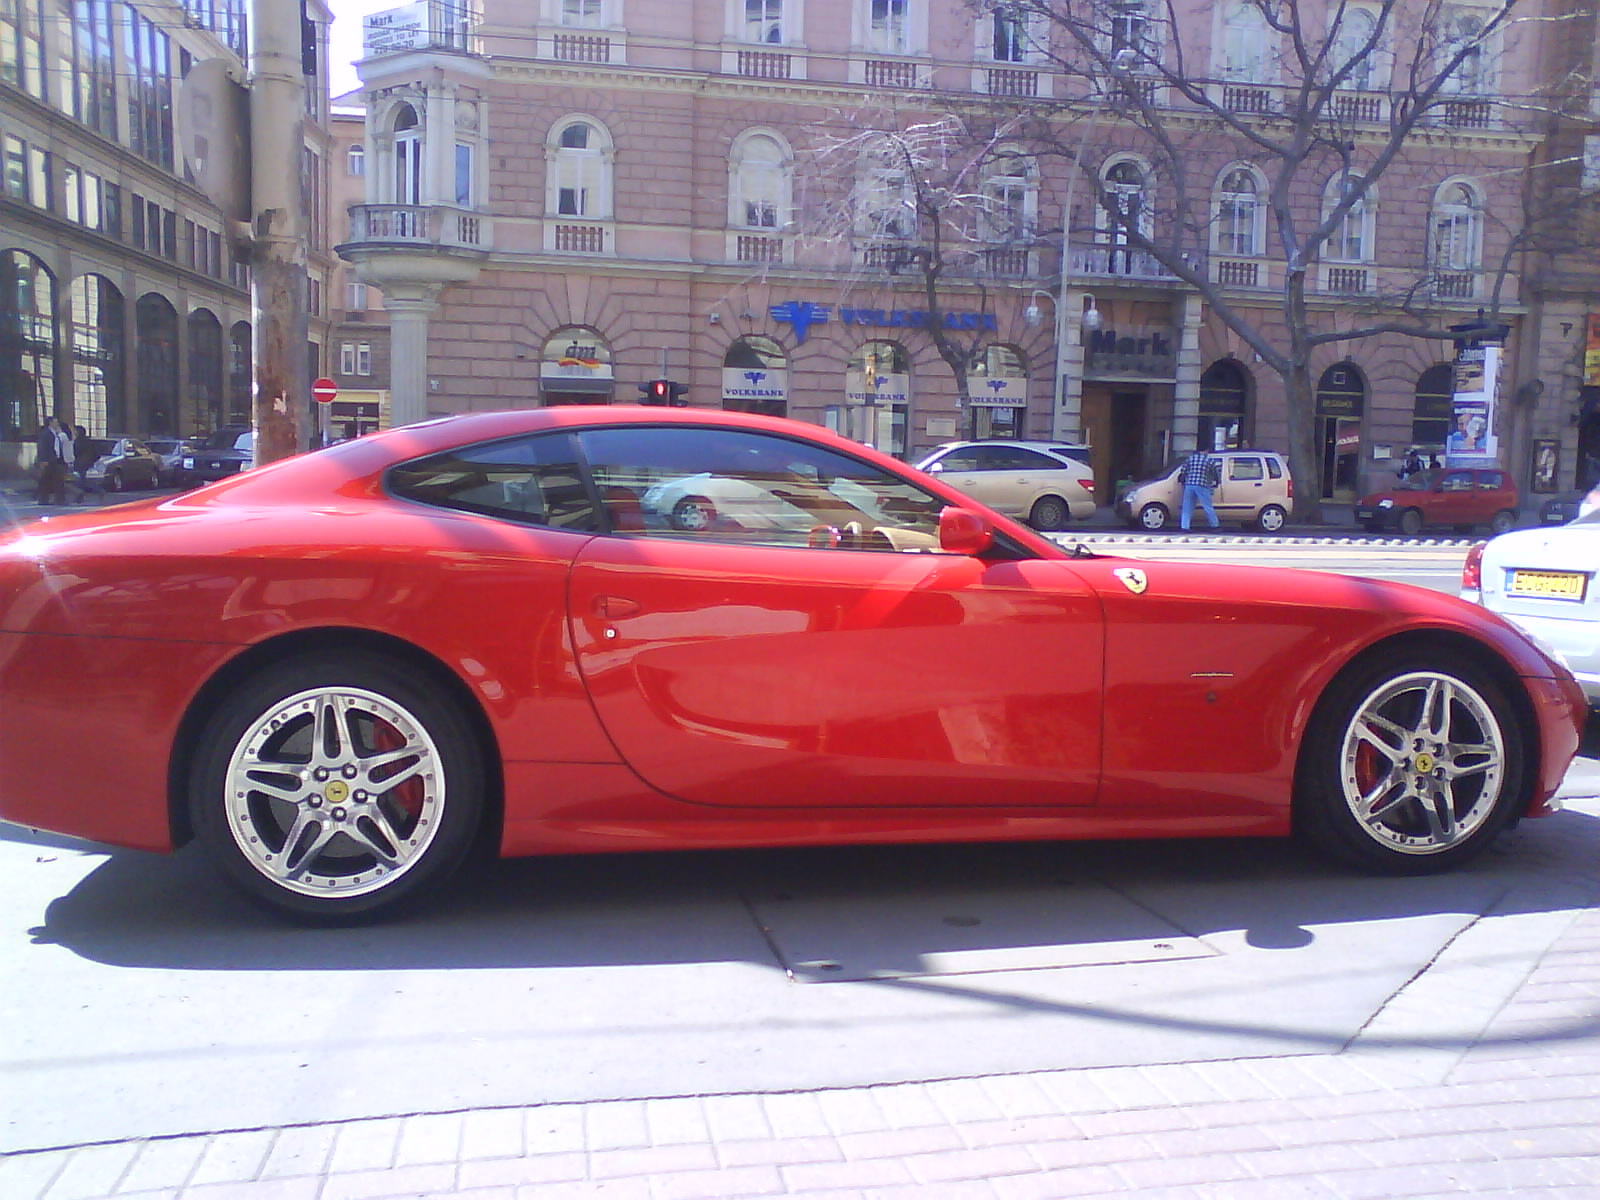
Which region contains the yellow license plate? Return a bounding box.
[1507,570,1588,600]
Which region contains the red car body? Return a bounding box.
[0,408,1585,920]
[1357,467,1521,535]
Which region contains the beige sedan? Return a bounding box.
[915,441,1096,531]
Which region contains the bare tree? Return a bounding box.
[806,108,1044,436]
[993,0,1585,520]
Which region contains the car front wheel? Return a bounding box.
[1295,656,1523,875]
[106,470,124,493]
[671,496,717,532]
[1256,504,1287,533]
[1399,508,1424,536]
[189,651,485,923]
[1028,495,1071,532]
[1137,503,1170,531]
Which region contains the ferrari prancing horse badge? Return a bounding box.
[1113,568,1148,595]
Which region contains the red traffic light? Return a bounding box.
[639,379,688,406]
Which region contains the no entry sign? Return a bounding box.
[312,377,338,404]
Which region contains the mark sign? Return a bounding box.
[312,377,338,405]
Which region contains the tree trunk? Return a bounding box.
[1282,359,1322,525]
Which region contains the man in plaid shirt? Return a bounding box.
[1179,449,1220,531]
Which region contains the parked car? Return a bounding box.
[1462,508,1600,707]
[0,407,1583,922]
[1116,449,1293,532]
[144,437,195,486]
[1537,484,1600,526]
[80,437,161,492]
[177,427,254,487]
[1357,467,1519,535]
[915,440,1096,531]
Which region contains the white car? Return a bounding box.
[641,469,899,538]
[914,440,1096,531]
[1462,489,1600,706]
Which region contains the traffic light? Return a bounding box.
[638,379,689,406]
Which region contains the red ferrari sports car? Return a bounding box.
[0,408,1586,922]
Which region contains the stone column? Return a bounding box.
[1055,288,1092,443]
[383,283,444,427]
[1170,293,1203,456]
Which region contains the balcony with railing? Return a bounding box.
[1430,270,1479,299]
[1212,257,1264,288]
[1323,265,1373,294]
[1437,98,1495,128]
[1222,83,1276,114]
[861,58,924,89]
[1331,92,1385,123]
[984,68,1040,97]
[548,222,611,255]
[343,204,492,252]
[1066,244,1181,281]
[553,33,610,63]
[730,233,788,264]
[737,49,792,79]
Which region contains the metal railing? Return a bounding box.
[1067,244,1180,280]
[346,204,490,250]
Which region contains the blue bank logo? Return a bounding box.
[769,301,830,344]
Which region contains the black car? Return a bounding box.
[177,427,255,487]
[1540,484,1600,526]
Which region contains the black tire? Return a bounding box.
[1398,508,1423,536]
[671,495,716,532]
[188,650,486,923]
[1255,504,1287,533]
[106,470,124,493]
[1137,502,1170,531]
[1028,495,1071,532]
[1294,654,1525,875]
[1489,510,1516,535]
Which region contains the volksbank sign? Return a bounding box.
[771,299,997,343]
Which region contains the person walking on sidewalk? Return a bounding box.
[1179,448,1221,532]
[33,416,72,505]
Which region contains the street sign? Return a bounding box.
[312,377,338,405]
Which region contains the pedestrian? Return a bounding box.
[1398,447,1423,480]
[1178,447,1221,531]
[72,424,95,498]
[33,416,71,505]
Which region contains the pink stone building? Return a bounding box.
[337,0,1600,504]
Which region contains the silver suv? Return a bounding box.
[1116,450,1294,532]
[916,440,1096,531]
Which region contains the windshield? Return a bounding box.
[1574,484,1600,524]
[1393,470,1436,491]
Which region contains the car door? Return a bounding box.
[927,444,1019,516]
[1432,470,1476,526]
[1213,455,1265,519]
[568,424,1105,809]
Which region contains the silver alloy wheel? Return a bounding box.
[1257,504,1286,532]
[222,686,446,897]
[1138,503,1168,530]
[1339,671,1506,855]
[673,497,714,531]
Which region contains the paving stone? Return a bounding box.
[461,1108,526,1161]
[326,1120,402,1174]
[320,1162,459,1200]
[117,1139,208,1192]
[41,1142,140,1200]
[393,1112,464,1167]
[188,1131,274,1187]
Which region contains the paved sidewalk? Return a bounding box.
[7,809,1598,1200]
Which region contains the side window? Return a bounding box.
[1228,456,1265,481]
[577,426,948,551]
[1440,471,1473,492]
[388,432,598,530]
[1478,471,1504,490]
[969,445,1013,472]
[934,448,980,472]
[1266,457,1283,479]
[1008,448,1063,471]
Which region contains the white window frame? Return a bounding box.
[1213,165,1264,257]
[551,0,607,28]
[1322,173,1375,262]
[546,116,614,220]
[1331,5,1386,91]
[980,148,1037,242]
[1098,156,1152,244]
[858,0,926,56]
[729,129,792,230]
[347,144,365,176]
[356,343,372,376]
[1104,0,1160,71]
[346,279,368,310]
[1438,6,1499,96]
[1218,3,1270,81]
[339,341,356,374]
[856,162,916,239]
[1430,178,1483,271]
[983,3,1036,64]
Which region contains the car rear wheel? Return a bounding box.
[189,651,485,923]
[1489,510,1516,535]
[1399,508,1424,536]
[1295,656,1523,875]
[106,470,124,493]
[1256,504,1287,533]
[1028,495,1071,532]
[671,496,716,532]
[1137,503,1170,531]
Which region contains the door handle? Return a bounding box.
[593,595,641,619]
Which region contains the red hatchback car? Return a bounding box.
[1357,467,1520,536]
[0,409,1583,922]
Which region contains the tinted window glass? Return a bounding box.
[1440,472,1473,492]
[1478,471,1505,490]
[578,425,947,551]
[1266,457,1283,479]
[933,448,980,472]
[1006,448,1063,470]
[389,432,598,530]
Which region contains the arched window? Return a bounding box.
[981,150,1036,242]
[68,274,124,435]
[1334,7,1379,90]
[1324,173,1374,262]
[136,293,178,436]
[539,325,614,405]
[1431,180,1482,271]
[1221,5,1268,79]
[188,308,224,433]
[0,249,57,440]
[346,144,365,176]
[391,103,422,206]
[1200,358,1250,451]
[990,4,1027,62]
[1098,158,1151,270]
[1440,10,1494,95]
[1215,167,1263,256]
[856,147,915,239]
[548,118,613,219]
[722,335,788,418]
[729,131,790,230]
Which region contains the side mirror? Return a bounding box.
[938,506,993,555]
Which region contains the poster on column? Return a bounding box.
[1447,344,1500,465]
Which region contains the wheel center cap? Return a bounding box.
[325,780,351,804]
[1413,751,1436,774]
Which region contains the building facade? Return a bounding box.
[337,0,1599,504]
[0,0,335,478]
